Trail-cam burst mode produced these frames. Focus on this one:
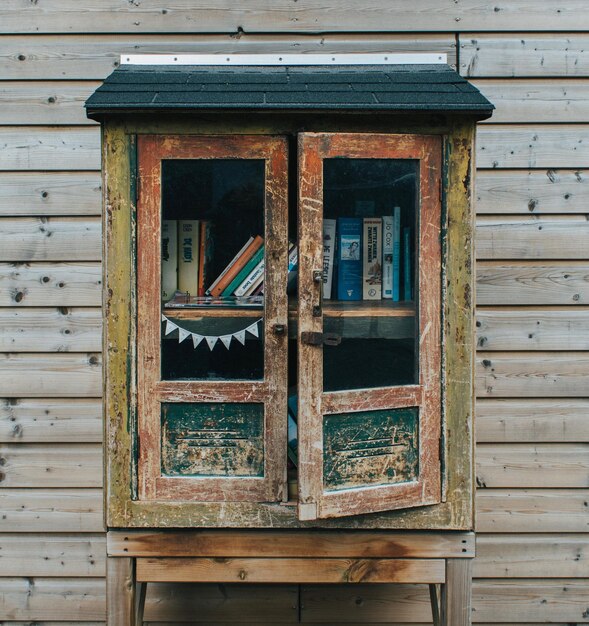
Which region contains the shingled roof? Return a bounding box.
[86,63,493,118]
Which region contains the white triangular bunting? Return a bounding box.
[178,327,191,343]
[192,334,203,349]
[234,329,246,345]
[164,320,178,335]
[246,321,260,338]
[161,313,167,322]
[205,336,218,350]
[220,335,232,349]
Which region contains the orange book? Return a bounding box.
[209,235,263,297]
[197,221,211,297]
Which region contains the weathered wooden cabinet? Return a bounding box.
[87,55,493,625]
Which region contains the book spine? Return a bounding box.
[392,206,401,302]
[382,216,393,299]
[210,235,263,297]
[206,236,253,296]
[322,219,336,300]
[336,218,362,301]
[161,220,178,300]
[363,218,383,300]
[197,221,213,297]
[235,254,265,297]
[222,245,265,297]
[178,220,199,295]
[403,227,412,301]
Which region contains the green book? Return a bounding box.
[221,245,265,297]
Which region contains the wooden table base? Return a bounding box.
[107,530,474,626]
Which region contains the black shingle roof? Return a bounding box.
[85,64,493,118]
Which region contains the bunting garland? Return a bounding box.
[162,314,263,351]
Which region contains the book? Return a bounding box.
[209,235,263,297]
[322,219,336,300]
[392,206,401,302]
[382,215,394,299]
[403,226,412,301]
[336,217,362,301]
[178,220,199,295]
[287,392,298,467]
[287,243,298,295]
[222,245,265,297]
[206,236,253,296]
[161,220,178,300]
[362,217,382,300]
[235,250,265,297]
[197,221,213,297]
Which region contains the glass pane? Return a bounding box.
[160,159,265,381]
[322,158,418,391]
[162,402,264,477]
[323,407,419,492]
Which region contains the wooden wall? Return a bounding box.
[0,2,587,623]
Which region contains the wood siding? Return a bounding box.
[0,6,587,625]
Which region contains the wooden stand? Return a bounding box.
[106,530,474,626]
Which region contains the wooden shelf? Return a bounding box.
[164,300,415,321]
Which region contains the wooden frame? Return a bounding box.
[297,132,442,520]
[103,113,474,529]
[136,134,289,503]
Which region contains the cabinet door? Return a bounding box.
[297,133,442,520]
[137,135,288,503]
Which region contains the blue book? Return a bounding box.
[392,206,401,302]
[336,218,362,301]
[403,227,412,301]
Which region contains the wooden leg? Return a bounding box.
[429,583,441,626]
[441,558,472,626]
[107,556,136,626]
[135,582,147,626]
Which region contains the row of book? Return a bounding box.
[322,210,412,302]
[162,220,298,301]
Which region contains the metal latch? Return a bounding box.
[300,331,342,347]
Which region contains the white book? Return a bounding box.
[382,216,394,299]
[161,220,178,300]
[362,217,382,300]
[178,220,199,295]
[235,256,265,297]
[322,219,336,300]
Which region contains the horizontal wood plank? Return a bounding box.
[476,398,589,442]
[0,443,102,487]
[475,79,589,123]
[476,351,589,397]
[471,579,589,623]
[461,34,589,77]
[0,172,102,216]
[0,353,101,397]
[0,307,101,352]
[476,216,589,260]
[476,262,589,305]
[1,2,585,34]
[144,583,298,622]
[0,81,99,125]
[476,308,589,351]
[0,263,102,307]
[0,128,100,171]
[137,557,445,584]
[0,397,102,442]
[0,577,105,621]
[475,169,589,215]
[476,125,589,169]
[476,489,589,533]
[0,488,103,532]
[476,443,589,488]
[475,534,589,578]
[0,534,105,576]
[0,218,101,261]
[0,34,456,79]
[108,530,474,558]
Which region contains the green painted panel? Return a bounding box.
[161,402,264,477]
[323,407,419,492]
